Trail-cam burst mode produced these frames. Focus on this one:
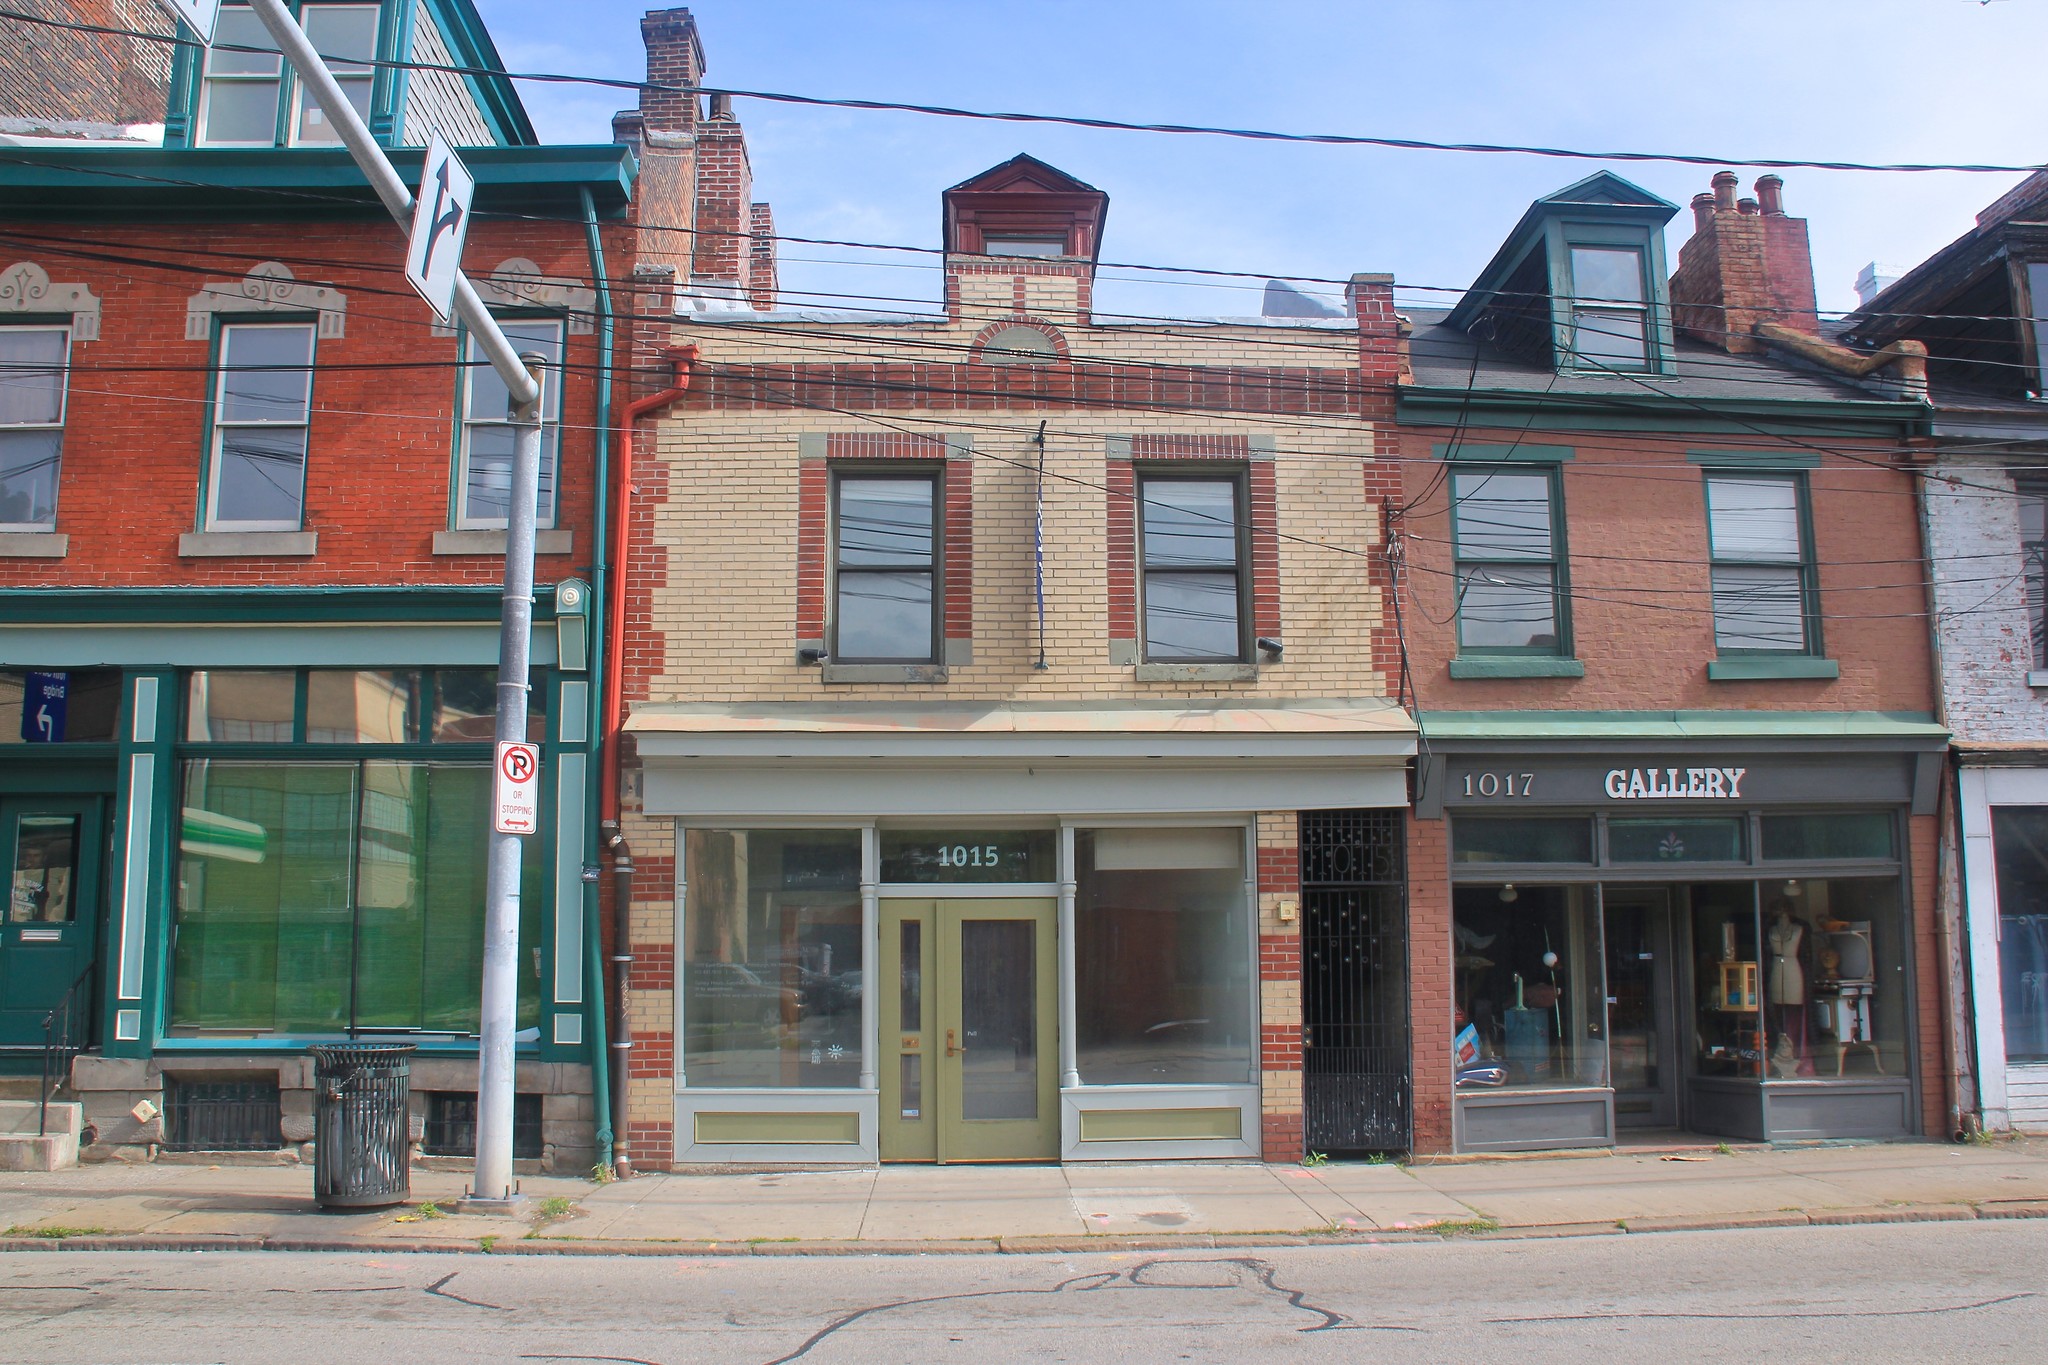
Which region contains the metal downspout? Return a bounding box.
[580,186,616,1172]
[601,345,699,1178]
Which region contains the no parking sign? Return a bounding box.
[493,741,540,835]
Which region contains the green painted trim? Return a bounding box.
[1417,709,1943,741]
[1446,171,1679,332]
[1707,656,1842,681]
[694,1110,862,1145]
[1437,442,1576,463]
[371,0,411,144]
[1450,657,1587,679]
[578,181,615,1161]
[0,586,563,625]
[1078,1107,1243,1142]
[1689,450,1824,469]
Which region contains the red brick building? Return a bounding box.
[1394,172,1943,1152]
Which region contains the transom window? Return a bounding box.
[457,318,564,530]
[207,322,315,531]
[0,326,69,530]
[981,235,1065,258]
[197,3,380,148]
[1704,473,1816,653]
[1139,473,1247,662]
[1567,245,1650,370]
[1450,466,1567,654]
[832,471,939,663]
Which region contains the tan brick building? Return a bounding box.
[611,156,1416,1166]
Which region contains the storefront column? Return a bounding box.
[1407,812,1454,1153]
[859,825,878,1092]
[1910,810,1950,1139]
[1256,812,1304,1162]
[1057,824,1079,1089]
[624,807,677,1170]
[107,670,175,1059]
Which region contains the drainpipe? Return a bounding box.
[579,187,617,1173]
[601,341,699,1178]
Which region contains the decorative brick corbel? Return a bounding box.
[0,260,102,341]
[185,261,346,340]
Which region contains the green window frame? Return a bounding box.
[203,319,317,533]
[453,315,566,531]
[2019,481,2047,673]
[1450,463,1571,657]
[194,1,383,149]
[170,666,549,1040]
[1547,222,1670,375]
[1703,470,1821,656]
[0,322,70,532]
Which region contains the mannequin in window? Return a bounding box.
[1766,899,1808,1069]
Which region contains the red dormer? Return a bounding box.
[942,154,1109,260]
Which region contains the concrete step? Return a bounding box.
[0,1099,82,1171]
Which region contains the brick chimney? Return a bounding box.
[941,155,1109,323]
[1668,172,1820,353]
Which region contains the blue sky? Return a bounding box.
[479,0,2048,320]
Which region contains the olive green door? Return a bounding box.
[0,796,103,1050]
[879,898,1059,1163]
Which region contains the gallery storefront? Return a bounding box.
[1956,755,2048,1133]
[625,699,1416,1164]
[1415,712,1948,1152]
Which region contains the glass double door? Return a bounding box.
[879,898,1058,1162]
[1,796,104,1050]
[1603,888,1679,1128]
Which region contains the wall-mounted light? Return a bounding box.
[1256,637,1284,660]
[554,578,590,673]
[1782,879,1803,897]
[796,646,828,665]
[1499,883,1518,903]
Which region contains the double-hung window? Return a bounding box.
[0,325,69,530]
[197,3,379,148]
[831,470,939,662]
[1704,472,1816,653]
[207,322,315,531]
[2021,484,2046,671]
[1139,473,1247,662]
[1451,466,1567,653]
[1567,245,1651,371]
[456,318,563,529]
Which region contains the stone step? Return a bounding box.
[0,1099,82,1171]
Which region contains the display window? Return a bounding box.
[1073,827,1253,1085]
[1992,807,2048,1065]
[682,829,863,1088]
[1452,883,1604,1090]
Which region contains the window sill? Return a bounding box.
[179,531,317,558]
[0,531,67,558]
[1134,662,1259,682]
[1707,656,1839,681]
[434,529,574,557]
[1449,656,1585,680]
[2029,671,2048,690]
[821,663,948,684]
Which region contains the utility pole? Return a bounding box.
[234,0,541,1210]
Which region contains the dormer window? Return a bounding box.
[982,235,1065,258]
[196,2,379,148]
[1567,246,1650,370]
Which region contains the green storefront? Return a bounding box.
[0,586,606,1168]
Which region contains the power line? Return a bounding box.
[1,6,2041,175]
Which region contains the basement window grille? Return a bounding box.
[162,1076,283,1152]
[421,1091,543,1160]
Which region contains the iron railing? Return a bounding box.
[1300,809,1412,1154]
[39,964,92,1137]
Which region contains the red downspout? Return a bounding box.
[600,342,697,1178]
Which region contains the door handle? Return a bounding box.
[946,1028,963,1058]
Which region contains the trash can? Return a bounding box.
[311,1043,415,1209]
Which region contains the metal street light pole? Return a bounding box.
[245,0,540,1208]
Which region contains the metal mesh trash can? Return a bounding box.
[311,1043,415,1209]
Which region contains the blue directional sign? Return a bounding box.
[21,671,66,744]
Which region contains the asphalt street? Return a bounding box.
[0,1219,2041,1363]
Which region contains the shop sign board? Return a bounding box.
[1438,755,1913,809]
[493,741,540,834]
[19,671,66,743]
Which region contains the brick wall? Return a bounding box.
[1406,814,1453,1153]
[1924,458,2048,741]
[1669,173,1820,352]
[1257,811,1304,1162]
[0,217,616,590]
[0,0,171,134]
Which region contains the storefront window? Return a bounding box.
[1761,813,1894,862]
[170,760,540,1035]
[1075,827,1252,1085]
[189,668,545,745]
[1451,817,1592,865]
[1691,883,1762,1078]
[1992,808,2048,1064]
[683,829,863,1088]
[0,669,121,744]
[1608,817,1745,864]
[1452,883,1603,1089]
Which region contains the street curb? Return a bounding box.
[2,1201,2043,1256]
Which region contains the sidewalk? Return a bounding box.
[3,1139,2047,1255]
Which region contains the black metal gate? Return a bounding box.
[1301,809,1410,1153]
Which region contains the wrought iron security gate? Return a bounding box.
[1301,809,1410,1153]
